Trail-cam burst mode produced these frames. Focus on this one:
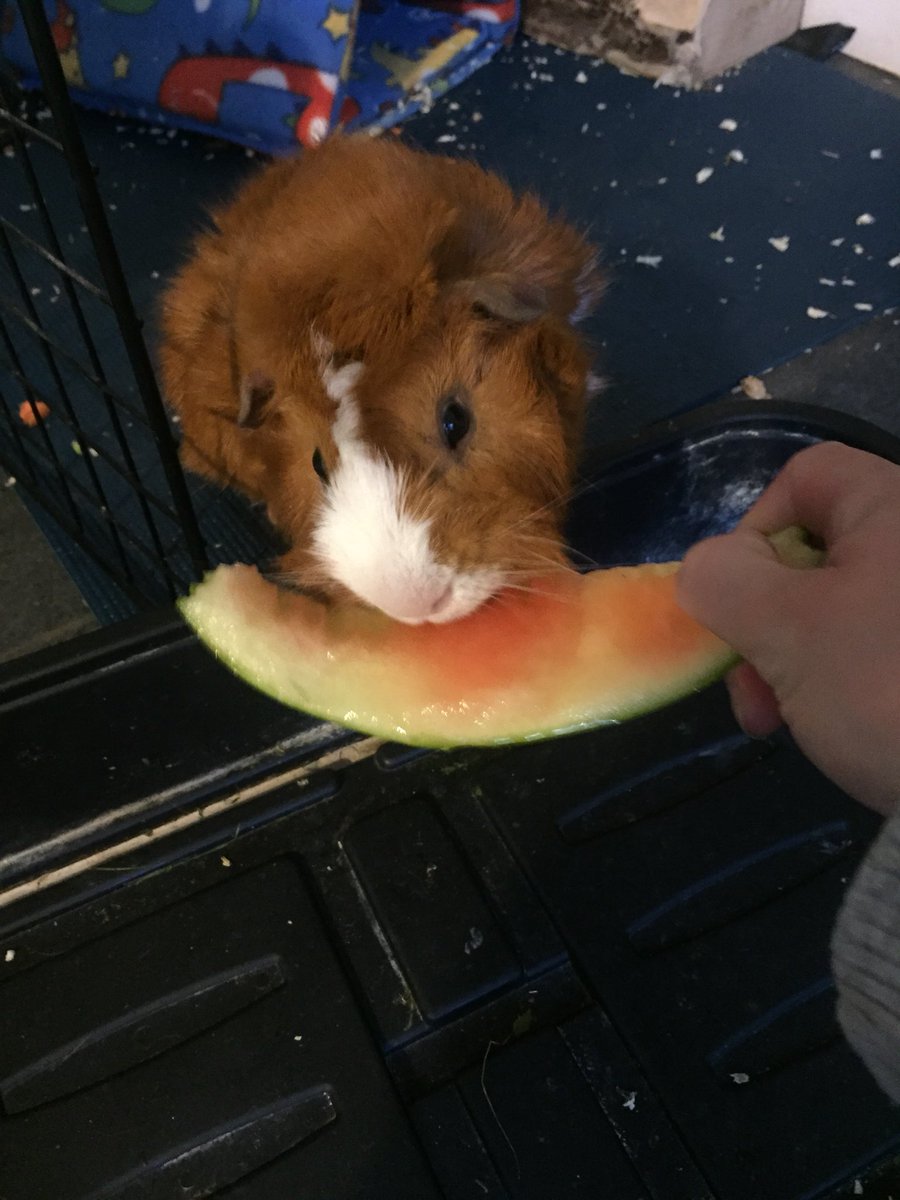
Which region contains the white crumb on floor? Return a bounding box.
[806,306,829,319]
[818,278,836,286]
[4,949,14,963]
[709,226,725,241]
[768,236,790,252]
[719,117,737,131]
[575,70,588,83]
[830,237,845,247]
[726,148,745,163]
[635,255,662,267]
[870,148,882,159]
[889,253,900,268]
[856,213,875,225]
[696,166,714,184]
[853,243,865,255]
[731,1072,750,1084]
[854,302,874,312]
[740,375,770,400]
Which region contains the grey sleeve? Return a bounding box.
[832,808,900,1103]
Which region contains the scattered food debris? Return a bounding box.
[818,278,836,287]
[806,307,829,319]
[730,1072,750,1085]
[220,855,232,868]
[71,441,99,458]
[464,927,484,954]
[856,213,875,226]
[635,254,662,268]
[852,243,865,255]
[709,226,725,241]
[853,1182,863,1196]
[740,375,770,400]
[854,302,874,312]
[471,111,483,122]
[622,1092,637,1110]
[575,70,588,83]
[596,101,607,111]
[768,236,790,253]
[830,237,845,247]
[695,166,714,184]
[841,278,856,286]
[4,949,14,964]
[889,253,900,268]
[436,133,456,144]
[726,148,745,163]
[293,1034,303,1043]
[870,148,883,160]
[18,399,49,427]
[719,118,737,132]
[821,149,839,159]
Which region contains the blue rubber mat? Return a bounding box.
[1,37,898,622]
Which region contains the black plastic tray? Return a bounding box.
[1,400,899,1199]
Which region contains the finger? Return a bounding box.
[677,526,813,672]
[726,662,782,737]
[740,441,894,546]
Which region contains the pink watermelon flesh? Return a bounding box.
[178,562,736,747]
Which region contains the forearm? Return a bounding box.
[832,806,900,1102]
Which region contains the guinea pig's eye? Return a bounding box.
[312,447,329,483]
[439,397,471,451]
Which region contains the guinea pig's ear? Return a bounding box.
[528,324,593,451]
[237,369,276,429]
[466,275,547,324]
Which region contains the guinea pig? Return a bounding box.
[160,133,601,625]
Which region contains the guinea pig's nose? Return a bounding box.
[427,584,453,618]
[385,583,454,625]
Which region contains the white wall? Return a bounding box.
[802,0,900,76]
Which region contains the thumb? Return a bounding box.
[677,527,810,678]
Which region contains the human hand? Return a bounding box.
[677,441,900,815]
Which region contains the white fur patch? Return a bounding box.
[312,369,501,623]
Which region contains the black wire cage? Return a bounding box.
[0,1,214,618]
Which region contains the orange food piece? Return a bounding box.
[18,399,50,427]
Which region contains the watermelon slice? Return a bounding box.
[178,528,820,748]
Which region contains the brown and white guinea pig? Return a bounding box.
[160,133,601,625]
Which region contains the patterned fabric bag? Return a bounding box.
[2,0,517,152]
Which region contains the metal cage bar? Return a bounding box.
[0,1,210,614]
